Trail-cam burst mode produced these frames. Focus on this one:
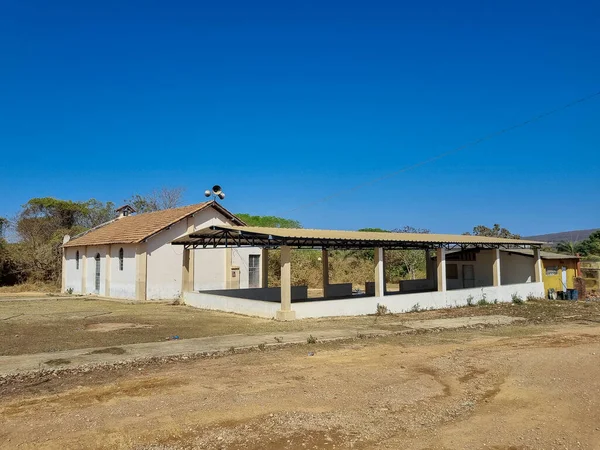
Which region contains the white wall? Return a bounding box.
[501,252,534,285]
[64,246,83,294]
[446,250,495,290]
[146,220,187,300]
[184,291,281,318]
[84,245,108,296]
[194,248,227,290]
[184,282,545,319]
[109,244,136,299]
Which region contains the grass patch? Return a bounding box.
[88,347,126,355]
[44,358,71,366]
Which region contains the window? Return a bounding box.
[447,264,459,279]
[546,266,558,276]
[249,255,260,288]
[76,251,79,270]
[119,248,124,271]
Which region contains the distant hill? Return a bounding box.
[525,229,599,244]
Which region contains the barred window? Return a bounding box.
[119,248,124,271]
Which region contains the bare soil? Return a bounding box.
[1,318,600,449]
[3,296,600,356]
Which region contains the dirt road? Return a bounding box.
[1,321,600,449]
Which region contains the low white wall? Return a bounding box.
[184,282,544,320]
[293,282,545,319]
[184,291,281,318]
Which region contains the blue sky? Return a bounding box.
[1,0,598,235]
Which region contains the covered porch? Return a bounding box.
[172,226,545,320]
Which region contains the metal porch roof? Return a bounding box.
[172,225,543,250]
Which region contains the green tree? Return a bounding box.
[576,231,600,256]
[556,241,579,256]
[464,224,520,239]
[388,226,430,280]
[236,214,301,228]
[14,198,115,283]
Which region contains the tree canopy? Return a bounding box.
[236,214,301,228]
[464,224,520,239]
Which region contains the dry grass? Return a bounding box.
[0,282,60,294]
[1,296,600,357]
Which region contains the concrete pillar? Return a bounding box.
[181,219,195,295]
[261,248,269,288]
[135,243,147,301]
[533,248,543,283]
[425,249,435,281]
[374,247,385,297]
[276,245,296,320]
[322,248,329,298]
[81,247,87,294]
[225,248,233,289]
[436,248,447,292]
[493,248,501,286]
[105,245,112,297]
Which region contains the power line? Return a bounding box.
[283,89,600,215]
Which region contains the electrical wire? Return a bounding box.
[283,90,600,214]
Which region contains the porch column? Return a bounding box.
[225,248,233,288]
[181,218,195,295]
[276,245,296,320]
[374,247,385,297]
[436,247,447,292]
[533,248,543,283]
[261,248,269,288]
[425,249,435,281]
[322,248,329,298]
[181,246,194,294]
[135,243,147,301]
[492,248,501,286]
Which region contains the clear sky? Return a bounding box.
[1,0,598,235]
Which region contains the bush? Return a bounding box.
[410,303,421,312]
[307,335,317,344]
[511,293,524,305]
[477,298,489,306]
[466,295,475,307]
[376,303,389,315]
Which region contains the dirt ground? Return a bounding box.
[2,316,600,449]
[3,295,600,356]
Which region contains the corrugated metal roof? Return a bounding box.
[172,225,544,248]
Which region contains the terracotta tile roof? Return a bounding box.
[64,202,243,247]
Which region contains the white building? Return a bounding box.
[61,202,263,300]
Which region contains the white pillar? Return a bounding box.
[322,248,329,298]
[493,248,501,286]
[533,248,543,283]
[276,246,296,320]
[374,247,385,297]
[436,248,447,292]
[261,248,269,288]
[135,243,147,301]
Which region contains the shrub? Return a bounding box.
[466,295,475,307]
[257,343,266,351]
[307,335,317,344]
[477,298,489,306]
[376,303,389,315]
[511,293,524,305]
[66,287,74,295]
[410,303,421,312]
